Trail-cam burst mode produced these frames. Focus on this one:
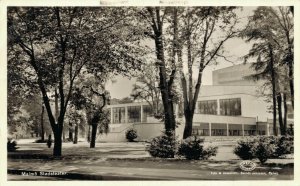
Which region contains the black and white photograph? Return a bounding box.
[1,0,298,183]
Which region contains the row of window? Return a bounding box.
[197,98,241,116]
[112,105,153,124]
[192,129,265,136]
[111,97,242,124]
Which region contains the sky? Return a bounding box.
[106,7,257,99]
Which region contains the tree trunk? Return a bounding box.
[288,63,294,109]
[276,93,284,135]
[73,124,78,144]
[283,93,288,135]
[286,32,294,109]
[87,125,91,142]
[53,127,62,157]
[40,105,45,141]
[53,87,64,153]
[182,15,199,140]
[183,111,193,139]
[147,8,176,137]
[62,130,66,141]
[69,131,73,141]
[90,124,97,148]
[68,125,73,141]
[55,88,59,120]
[154,30,176,136]
[269,44,278,136]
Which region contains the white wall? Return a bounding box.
[193,114,256,124]
[133,123,165,141]
[241,94,272,122]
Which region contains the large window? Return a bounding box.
[257,124,266,135]
[229,124,242,136]
[198,100,217,115]
[192,123,210,136]
[220,98,241,116]
[244,125,256,136]
[142,105,153,122]
[211,123,227,136]
[112,107,125,124]
[128,106,141,123]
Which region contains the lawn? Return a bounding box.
[7,138,294,180]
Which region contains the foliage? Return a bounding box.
[139,7,179,135]
[241,7,294,136]
[8,7,147,156]
[178,136,217,160]
[234,138,256,160]
[131,64,163,116]
[146,7,239,139]
[125,128,138,142]
[275,136,294,156]
[287,124,294,136]
[203,146,218,159]
[234,136,294,164]
[251,139,276,164]
[118,97,134,104]
[147,132,178,158]
[7,138,18,152]
[98,110,111,135]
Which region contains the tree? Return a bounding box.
[177,7,238,138]
[269,7,294,109]
[7,42,39,137]
[71,74,110,148]
[118,97,134,104]
[131,64,162,117]
[8,7,145,156]
[139,7,180,137]
[65,106,85,144]
[241,7,293,136]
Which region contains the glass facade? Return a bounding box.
[191,123,267,136]
[220,98,241,116]
[228,124,242,136]
[244,125,256,136]
[211,123,227,136]
[192,123,210,136]
[109,96,270,137]
[128,106,141,123]
[198,100,217,115]
[142,105,153,122]
[112,107,125,124]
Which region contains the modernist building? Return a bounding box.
[98,64,292,142]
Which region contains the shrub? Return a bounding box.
[125,129,138,142]
[234,136,294,164]
[178,136,218,160]
[287,124,294,136]
[254,136,294,158]
[234,138,256,160]
[202,146,218,159]
[147,132,177,158]
[251,139,276,164]
[7,138,18,152]
[275,136,294,157]
[178,136,204,160]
